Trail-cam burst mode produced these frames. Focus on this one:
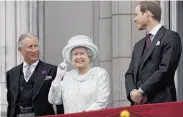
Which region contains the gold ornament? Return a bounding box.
[120,110,130,117]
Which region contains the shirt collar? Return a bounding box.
[148,23,162,36]
[23,60,39,68]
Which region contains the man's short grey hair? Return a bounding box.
[18,32,39,48]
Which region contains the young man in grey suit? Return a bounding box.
[125,1,182,105]
[6,33,64,117]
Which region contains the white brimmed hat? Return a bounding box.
[62,35,98,63]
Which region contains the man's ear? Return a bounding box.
[18,47,23,55]
[146,10,152,17]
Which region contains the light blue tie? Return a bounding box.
[25,65,31,80]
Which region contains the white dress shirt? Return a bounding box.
[148,23,163,42]
[23,60,39,82]
[48,67,110,114]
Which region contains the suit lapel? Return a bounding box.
[140,26,166,70]
[12,63,23,103]
[32,60,49,99]
[134,38,146,83]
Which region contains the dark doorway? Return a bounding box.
[177,1,183,101]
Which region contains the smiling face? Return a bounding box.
[71,47,91,70]
[18,36,40,64]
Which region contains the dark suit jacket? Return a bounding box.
[125,26,182,105]
[6,60,64,117]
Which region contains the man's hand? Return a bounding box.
[130,89,143,104]
[139,96,148,104]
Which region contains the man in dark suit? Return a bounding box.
[125,1,182,105]
[6,33,64,117]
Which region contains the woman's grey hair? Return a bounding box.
[18,32,39,48]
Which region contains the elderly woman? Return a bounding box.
[48,35,110,114]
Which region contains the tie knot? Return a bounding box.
[146,33,151,37]
[26,64,32,69]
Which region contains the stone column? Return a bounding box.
[0,1,39,116]
[6,1,17,71]
[16,1,30,65]
[0,1,7,116]
[169,1,179,100]
[112,1,145,107]
[98,1,113,107]
[160,1,170,29]
[0,1,6,83]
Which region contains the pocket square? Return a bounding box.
[45,76,52,80]
[156,41,160,46]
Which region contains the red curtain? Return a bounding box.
[41,101,183,117]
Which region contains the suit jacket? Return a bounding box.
[125,26,182,105]
[6,60,64,117]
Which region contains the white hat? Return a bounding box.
[62,35,98,63]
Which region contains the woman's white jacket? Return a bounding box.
[48,67,110,114]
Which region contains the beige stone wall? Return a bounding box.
[98,1,145,107]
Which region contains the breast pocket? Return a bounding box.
[151,45,162,64]
[153,45,161,54]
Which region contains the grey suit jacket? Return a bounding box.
[125,26,182,105]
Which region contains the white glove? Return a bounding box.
[55,59,68,81]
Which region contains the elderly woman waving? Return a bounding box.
[48,35,110,114]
